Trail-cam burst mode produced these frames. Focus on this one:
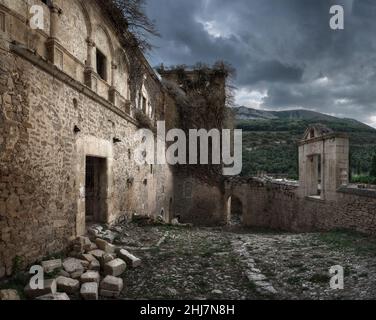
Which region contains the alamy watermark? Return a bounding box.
[29,265,44,290]
[29,5,44,31]
[330,265,344,290]
[133,121,243,176]
[330,5,345,30]
[28,4,345,32]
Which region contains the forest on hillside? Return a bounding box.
[237,118,376,183]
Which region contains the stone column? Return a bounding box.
[109,62,118,105]
[111,62,117,88]
[84,38,97,90]
[46,4,62,67]
[86,38,95,70]
[49,5,61,41]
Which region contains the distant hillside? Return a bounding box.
[233,107,376,179]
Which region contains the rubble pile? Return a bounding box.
[0,224,142,300]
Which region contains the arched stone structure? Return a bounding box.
[115,48,130,99]
[55,0,90,64]
[298,124,349,201]
[224,178,254,226]
[94,24,114,82]
[226,195,243,225]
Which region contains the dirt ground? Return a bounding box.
[119,224,376,300]
[2,223,375,300]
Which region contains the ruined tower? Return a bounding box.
[298,124,349,201]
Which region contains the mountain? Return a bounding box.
[235,106,278,120]
[233,107,374,130]
[232,107,376,180]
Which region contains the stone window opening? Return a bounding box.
[96,48,107,81]
[73,98,78,109]
[142,96,147,114]
[138,91,142,109]
[40,0,51,6]
[310,129,315,139]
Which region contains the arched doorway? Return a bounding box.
[227,196,243,226]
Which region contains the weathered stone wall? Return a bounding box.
[55,0,88,64]
[175,175,226,226]
[0,0,176,276]
[227,179,376,236]
[298,130,349,201]
[0,46,171,273]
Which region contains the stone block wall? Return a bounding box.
[174,175,226,226]
[0,0,177,276]
[0,46,174,275]
[229,179,376,236]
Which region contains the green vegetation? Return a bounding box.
[351,175,376,185]
[370,154,376,178]
[309,273,331,284]
[316,229,376,256]
[237,118,376,180]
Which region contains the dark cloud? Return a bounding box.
[245,61,304,84]
[145,0,376,127]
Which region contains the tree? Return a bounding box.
[100,0,160,52]
[370,153,376,177]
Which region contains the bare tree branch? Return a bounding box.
[106,0,160,52]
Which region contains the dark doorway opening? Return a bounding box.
[228,196,243,226]
[85,156,107,224]
[307,154,322,198]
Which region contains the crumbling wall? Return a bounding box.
[230,180,376,235]
[174,174,226,226]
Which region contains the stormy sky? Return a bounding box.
[145,0,376,127]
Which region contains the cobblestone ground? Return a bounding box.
[120,225,376,300]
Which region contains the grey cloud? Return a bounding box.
[145,0,376,126]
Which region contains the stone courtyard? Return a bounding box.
[121,225,376,300]
[3,220,375,300]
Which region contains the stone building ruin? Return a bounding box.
[298,124,349,201]
[0,0,375,279]
[225,125,375,234]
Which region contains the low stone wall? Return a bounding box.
[231,179,376,236]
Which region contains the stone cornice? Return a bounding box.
[10,42,138,126]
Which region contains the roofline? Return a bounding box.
[298,132,349,146]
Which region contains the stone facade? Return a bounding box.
[174,174,226,226]
[225,178,376,235]
[0,0,176,276]
[298,124,349,201]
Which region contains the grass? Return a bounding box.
[316,229,376,256]
[0,271,29,299]
[286,276,302,285]
[309,273,331,284]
